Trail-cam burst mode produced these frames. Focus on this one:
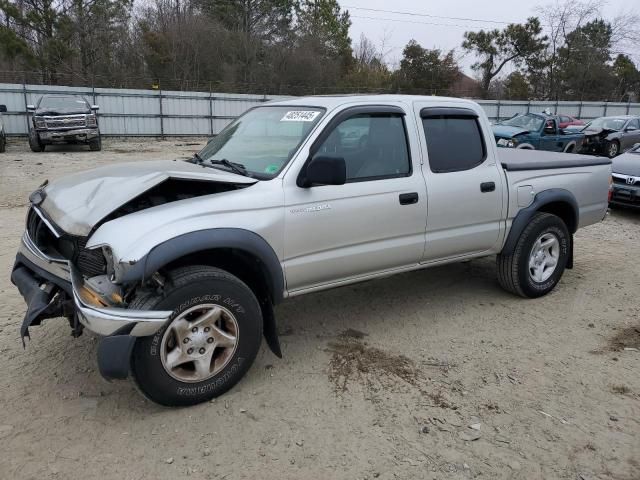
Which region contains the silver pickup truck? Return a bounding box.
[11,95,611,406]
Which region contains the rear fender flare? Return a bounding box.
[501,188,578,256]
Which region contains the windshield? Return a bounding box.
[197,106,325,178]
[500,113,544,131]
[38,96,89,110]
[586,117,626,131]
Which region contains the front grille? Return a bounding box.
[613,177,627,185]
[26,208,60,258]
[75,237,107,277]
[45,116,86,129]
[26,207,106,276]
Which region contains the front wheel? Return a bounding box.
[28,131,43,152]
[606,140,619,158]
[89,135,102,151]
[497,212,570,298]
[130,266,263,406]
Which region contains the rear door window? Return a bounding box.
[421,110,486,173]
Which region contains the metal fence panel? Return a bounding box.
[1,83,639,136]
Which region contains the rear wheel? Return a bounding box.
[130,266,263,406]
[497,212,570,298]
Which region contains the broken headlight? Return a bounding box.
[34,117,45,129]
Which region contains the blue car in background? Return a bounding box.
[492,113,585,153]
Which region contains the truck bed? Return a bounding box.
[499,149,611,171]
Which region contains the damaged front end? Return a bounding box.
[11,161,256,379]
[580,127,616,155]
[11,209,172,378]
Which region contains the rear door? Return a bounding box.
[415,105,506,262]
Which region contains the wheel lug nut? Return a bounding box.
[183,338,190,344]
[187,348,194,354]
[207,337,214,344]
[204,327,210,333]
[199,348,206,354]
[191,327,198,333]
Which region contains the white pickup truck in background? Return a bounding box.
[11,95,611,406]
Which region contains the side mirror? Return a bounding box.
[91,105,99,111]
[27,104,35,111]
[0,104,6,113]
[301,155,346,187]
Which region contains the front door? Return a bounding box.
[283,108,427,292]
[539,119,563,151]
[621,118,640,151]
[415,104,505,262]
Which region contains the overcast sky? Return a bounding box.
[339,0,639,76]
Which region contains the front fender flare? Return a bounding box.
[119,228,285,304]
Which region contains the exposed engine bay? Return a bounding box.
[580,128,616,155]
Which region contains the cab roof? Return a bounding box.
[265,94,481,111]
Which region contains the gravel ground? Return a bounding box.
[0,138,638,480]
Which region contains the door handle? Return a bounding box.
[480,182,495,193]
[399,192,419,205]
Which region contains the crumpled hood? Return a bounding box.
[492,125,529,138]
[583,127,617,138]
[40,160,256,236]
[612,153,640,177]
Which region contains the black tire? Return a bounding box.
[130,266,263,407]
[89,135,102,151]
[606,140,619,158]
[28,131,43,152]
[0,132,5,153]
[497,212,570,298]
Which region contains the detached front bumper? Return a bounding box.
[37,128,99,143]
[12,231,171,340]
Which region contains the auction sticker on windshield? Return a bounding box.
[281,111,320,122]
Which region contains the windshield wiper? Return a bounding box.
[208,158,250,177]
[191,152,205,164]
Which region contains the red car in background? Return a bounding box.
[558,115,585,129]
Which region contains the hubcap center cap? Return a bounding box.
[187,329,212,356]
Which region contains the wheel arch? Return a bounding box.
[563,141,576,153]
[502,188,578,256]
[122,228,284,303]
[121,228,285,357]
[516,143,535,150]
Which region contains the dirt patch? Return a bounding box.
[607,324,640,351]
[610,384,632,395]
[327,330,420,392]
